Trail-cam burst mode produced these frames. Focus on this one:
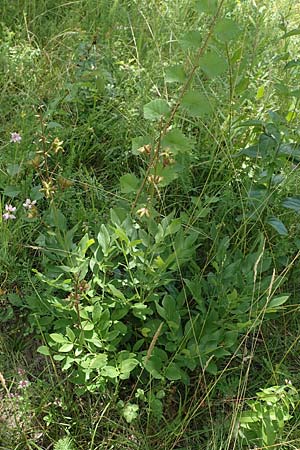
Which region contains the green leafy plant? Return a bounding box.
[31,208,199,391]
[237,383,298,447]
[29,208,291,396]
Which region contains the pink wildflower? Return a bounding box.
[10,132,22,143]
[2,204,16,220]
[18,379,30,389]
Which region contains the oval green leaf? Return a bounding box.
[267,217,288,236]
[37,345,51,356]
[282,197,300,213]
[50,333,67,344]
[90,354,108,369]
[59,343,74,352]
[268,295,289,309]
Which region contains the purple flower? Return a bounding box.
[18,379,30,389]
[2,204,16,220]
[10,132,22,143]
[23,199,37,209]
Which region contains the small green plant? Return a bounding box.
[237,383,298,447]
[54,436,75,450]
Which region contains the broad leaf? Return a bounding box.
[120,173,140,193]
[282,197,300,213]
[50,333,67,343]
[199,51,227,78]
[144,99,170,120]
[144,355,164,379]
[46,121,63,129]
[237,134,277,159]
[165,65,186,83]
[151,164,179,187]
[179,31,202,50]
[66,327,75,342]
[268,295,289,310]
[108,283,126,301]
[278,143,300,160]
[120,358,139,376]
[290,89,300,98]
[165,363,182,381]
[7,163,21,177]
[58,343,74,352]
[90,354,108,369]
[97,224,111,256]
[3,185,20,198]
[194,0,218,15]
[256,85,265,100]
[206,360,218,375]
[102,366,119,378]
[275,82,290,96]
[267,217,288,236]
[182,90,214,117]
[215,18,241,42]
[132,135,152,155]
[162,129,193,155]
[37,346,51,356]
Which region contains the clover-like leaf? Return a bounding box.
[122,403,139,423]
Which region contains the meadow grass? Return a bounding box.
[1,0,300,448]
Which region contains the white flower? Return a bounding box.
[23,199,37,209]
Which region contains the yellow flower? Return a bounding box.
[137,207,150,218]
[41,179,56,198]
[52,137,64,154]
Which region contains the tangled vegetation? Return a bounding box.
[1,0,300,448]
